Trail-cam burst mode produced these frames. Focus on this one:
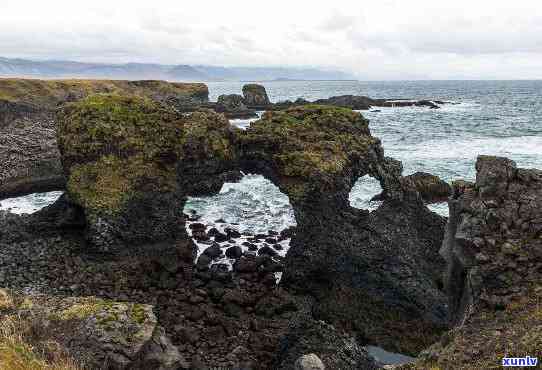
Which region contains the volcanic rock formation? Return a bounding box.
[410,156,542,368]
[242,83,271,107]
[0,79,209,201]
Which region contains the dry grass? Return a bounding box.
[0,315,82,370]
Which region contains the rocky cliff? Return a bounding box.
[0,78,209,201]
[407,156,542,368]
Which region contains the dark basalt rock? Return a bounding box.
[372,171,452,205]
[238,105,448,354]
[242,84,271,107]
[313,95,375,110]
[226,245,243,259]
[273,299,378,370]
[415,156,542,368]
[216,94,258,119]
[0,78,209,201]
[406,172,452,204]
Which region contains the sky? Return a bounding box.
[2,0,542,79]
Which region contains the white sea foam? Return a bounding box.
[184,174,296,235]
[0,191,63,214]
[349,175,383,211]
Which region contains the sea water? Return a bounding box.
[4,80,542,225]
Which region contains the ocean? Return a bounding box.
[3,80,542,231]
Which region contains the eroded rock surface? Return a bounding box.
[238,106,448,354]
[216,94,258,119]
[2,97,453,368]
[0,78,209,201]
[405,172,451,204]
[243,83,271,107]
[411,156,542,368]
[0,288,188,369]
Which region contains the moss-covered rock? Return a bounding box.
[0,78,208,109]
[57,94,185,252]
[57,94,240,253]
[240,105,379,215]
[1,290,188,369]
[0,78,209,201]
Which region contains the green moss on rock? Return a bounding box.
[241,105,378,203]
[0,78,208,108]
[57,94,239,251]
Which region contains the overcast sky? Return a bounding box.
[2,0,542,79]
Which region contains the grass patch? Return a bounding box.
[0,315,81,370]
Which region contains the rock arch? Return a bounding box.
[55,96,449,355]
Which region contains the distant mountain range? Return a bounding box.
[0,57,354,81]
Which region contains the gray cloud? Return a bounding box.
[1,0,542,79]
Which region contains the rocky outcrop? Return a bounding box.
[274,318,378,369]
[2,96,453,367]
[56,94,239,254]
[313,95,375,110]
[0,205,303,369]
[411,156,542,368]
[0,115,65,199]
[216,94,258,119]
[0,79,209,201]
[239,106,449,354]
[242,84,271,107]
[0,288,188,369]
[404,172,451,204]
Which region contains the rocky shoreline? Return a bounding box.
[0,78,539,369]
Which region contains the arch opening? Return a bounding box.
[348,175,384,212]
[184,173,297,275]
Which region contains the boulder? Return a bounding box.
[415,156,542,368]
[0,289,188,369]
[242,84,271,107]
[274,319,378,370]
[405,172,451,204]
[295,354,325,370]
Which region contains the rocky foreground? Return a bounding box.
[0,78,540,369]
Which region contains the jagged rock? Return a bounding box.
[242,84,271,107]
[240,105,448,354]
[0,79,209,200]
[56,94,239,254]
[405,172,451,204]
[414,156,542,368]
[274,319,378,370]
[216,94,258,119]
[0,289,188,370]
[313,95,375,110]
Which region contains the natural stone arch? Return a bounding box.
[55,97,449,356]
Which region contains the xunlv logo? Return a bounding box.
[502,356,538,367]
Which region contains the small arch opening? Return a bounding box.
[427,202,450,217]
[348,175,384,212]
[184,174,297,276]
